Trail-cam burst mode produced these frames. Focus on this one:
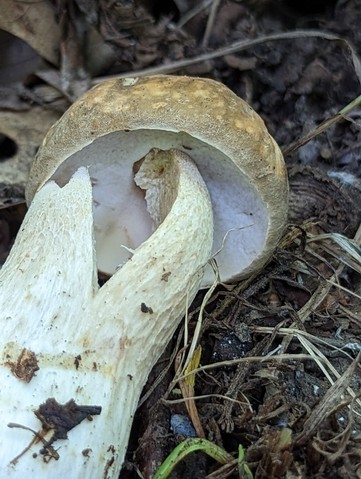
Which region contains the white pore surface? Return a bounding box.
[52,130,268,286]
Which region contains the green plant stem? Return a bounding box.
[153,438,234,479]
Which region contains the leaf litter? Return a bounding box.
[1,1,361,478]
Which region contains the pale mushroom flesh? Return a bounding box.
[51,130,269,286]
[27,76,288,287]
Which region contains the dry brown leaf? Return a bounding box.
[0,0,60,64]
[0,108,60,186]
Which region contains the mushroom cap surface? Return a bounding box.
[26,75,288,286]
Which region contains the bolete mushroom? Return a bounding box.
[27,75,287,286]
[0,75,288,477]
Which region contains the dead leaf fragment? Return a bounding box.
[0,0,60,64]
[0,108,60,187]
[7,348,39,383]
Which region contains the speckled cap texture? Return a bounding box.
[26,75,289,280]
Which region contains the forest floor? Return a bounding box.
[1,1,361,478]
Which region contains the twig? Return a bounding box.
[202,0,221,48]
[93,29,361,84]
[283,94,361,156]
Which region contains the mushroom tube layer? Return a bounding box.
[26,75,288,286]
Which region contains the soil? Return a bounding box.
[1,1,361,478]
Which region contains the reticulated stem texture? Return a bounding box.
[0,149,213,478]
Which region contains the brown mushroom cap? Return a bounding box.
[26,75,288,286]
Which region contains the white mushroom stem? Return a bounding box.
[0,149,213,478]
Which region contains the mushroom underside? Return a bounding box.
[50,129,269,287]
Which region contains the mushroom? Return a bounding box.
[0,75,288,477]
[27,75,287,286]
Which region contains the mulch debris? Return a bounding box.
[1,1,361,478]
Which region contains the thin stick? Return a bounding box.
[283,94,361,155]
[93,29,361,84]
[202,0,221,48]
